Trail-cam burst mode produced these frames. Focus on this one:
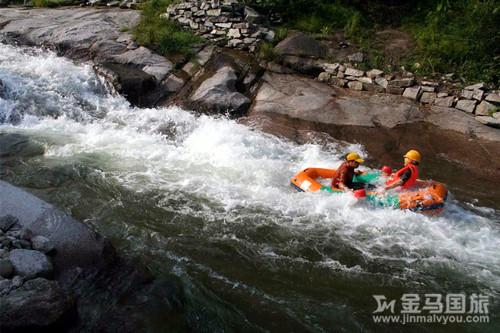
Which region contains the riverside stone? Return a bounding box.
[421,80,439,87]
[386,86,404,95]
[347,52,364,63]
[0,259,13,278]
[275,33,328,58]
[30,236,55,254]
[190,66,250,114]
[437,92,449,98]
[434,96,455,107]
[403,86,422,101]
[475,116,500,128]
[227,28,241,38]
[472,89,484,101]
[464,82,485,90]
[461,89,474,99]
[0,278,73,328]
[375,77,388,89]
[456,99,477,113]
[366,69,383,78]
[475,101,497,116]
[421,86,435,92]
[8,249,53,279]
[318,72,332,83]
[0,215,17,232]
[344,68,364,77]
[420,92,436,104]
[347,81,363,91]
[485,93,500,104]
[388,78,414,88]
[357,77,373,84]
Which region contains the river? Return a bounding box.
[0,43,499,332]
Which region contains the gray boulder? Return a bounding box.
[8,249,53,279]
[274,32,328,58]
[475,100,497,116]
[0,278,73,328]
[190,66,251,114]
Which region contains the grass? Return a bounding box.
[32,0,72,7]
[132,0,202,57]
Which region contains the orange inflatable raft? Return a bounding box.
[290,168,448,213]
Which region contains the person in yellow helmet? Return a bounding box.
[385,150,421,190]
[331,152,365,191]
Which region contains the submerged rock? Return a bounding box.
[0,278,73,328]
[0,215,18,232]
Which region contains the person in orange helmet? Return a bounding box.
[384,150,421,191]
[331,152,365,191]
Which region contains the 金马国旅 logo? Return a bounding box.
[372,293,490,325]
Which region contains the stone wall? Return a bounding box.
[164,0,274,52]
[317,66,500,129]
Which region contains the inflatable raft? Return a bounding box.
[291,168,448,213]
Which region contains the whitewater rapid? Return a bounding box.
[1,43,499,329]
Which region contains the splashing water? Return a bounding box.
[1,43,499,332]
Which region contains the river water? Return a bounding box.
[0,44,499,332]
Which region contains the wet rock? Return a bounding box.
[0,259,13,278]
[475,101,497,116]
[31,235,55,254]
[375,77,388,89]
[190,66,250,114]
[0,133,45,158]
[8,249,53,279]
[0,215,18,232]
[475,116,500,128]
[0,279,10,293]
[403,86,422,101]
[0,278,73,328]
[456,99,477,113]
[274,32,328,58]
[251,72,423,128]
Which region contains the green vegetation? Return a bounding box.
[132,0,202,57]
[249,0,499,84]
[32,0,72,7]
[404,0,499,83]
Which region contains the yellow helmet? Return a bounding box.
[404,149,421,163]
[346,152,364,164]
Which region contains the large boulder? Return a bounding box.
[0,180,112,272]
[9,249,53,279]
[190,66,251,114]
[0,278,73,328]
[250,72,423,128]
[274,32,328,58]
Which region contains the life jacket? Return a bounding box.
[385,163,418,189]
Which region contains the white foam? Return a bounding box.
[1,44,500,293]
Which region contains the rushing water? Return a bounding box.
[1,44,499,332]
